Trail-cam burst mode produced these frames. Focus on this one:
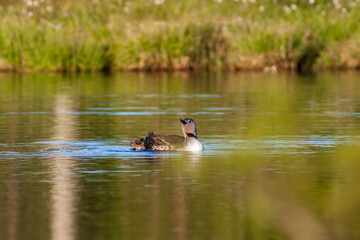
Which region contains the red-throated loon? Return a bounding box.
[131,118,204,151]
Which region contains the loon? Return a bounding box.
[131,118,204,151]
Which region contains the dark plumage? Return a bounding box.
[131,132,185,151]
[131,118,204,151]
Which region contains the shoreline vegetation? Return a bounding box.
[1,0,360,72]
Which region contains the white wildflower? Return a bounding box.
[320,10,326,16]
[291,4,297,10]
[28,11,33,17]
[309,0,315,4]
[46,5,52,12]
[259,5,265,11]
[341,7,347,13]
[154,0,164,5]
[283,5,291,14]
[123,6,130,12]
[348,2,356,7]
[33,1,39,6]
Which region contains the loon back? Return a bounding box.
[131,132,203,151]
[131,132,185,151]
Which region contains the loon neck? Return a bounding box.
[185,132,197,139]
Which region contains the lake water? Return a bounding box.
[1,72,360,240]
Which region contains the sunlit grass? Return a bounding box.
[0,0,360,71]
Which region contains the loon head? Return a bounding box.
[180,118,197,139]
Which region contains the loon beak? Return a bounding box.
[180,119,186,124]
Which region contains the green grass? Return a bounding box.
[0,0,360,72]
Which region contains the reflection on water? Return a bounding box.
[50,95,78,240]
[0,72,360,239]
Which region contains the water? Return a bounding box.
[1,72,360,240]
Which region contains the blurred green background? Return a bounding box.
[0,0,360,71]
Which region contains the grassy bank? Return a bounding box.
[1,0,360,72]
